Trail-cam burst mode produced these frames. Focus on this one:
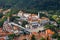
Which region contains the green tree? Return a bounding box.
[40,37,45,40]
[44,24,58,33]
[0,21,3,27]
[22,20,28,27]
[10,8,19,14]
[52,15,58,20]
[44,24,55,29]
[0,13,3,18]
[52,33,58,38]
[57,18,60,24]
[58,36,60,40]
[0,17,7,27]
[10,16,20,22]
[56,18,60,29]
[8,34,15,40]
[31,35,36,40]
[5,12,12,22]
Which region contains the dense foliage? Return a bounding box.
[0,17,7,27]
[31,35,36,40]
[0,0,58,11]
[8,34,15,40]
[22,20,29,27]
[0,13,3,18]
[40,37,45,40]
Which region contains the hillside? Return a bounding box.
[0,0,58,10]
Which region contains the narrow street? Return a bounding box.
[28,27,44,32]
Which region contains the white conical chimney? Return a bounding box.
[38,12,40,18]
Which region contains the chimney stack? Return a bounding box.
[38,12,40,18]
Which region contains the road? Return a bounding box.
[28,27,44,32]
[9,22,44,32]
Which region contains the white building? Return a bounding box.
[17,11,24,17]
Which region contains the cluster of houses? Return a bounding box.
[2,9,50,33]
[0,9,59,40]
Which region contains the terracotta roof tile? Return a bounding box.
[0,38,5,40]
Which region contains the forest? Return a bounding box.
[0,0,58,10]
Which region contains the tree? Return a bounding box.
[52,33,58,38]
[40,37,45,40]
[39,13,48,18]
[0,17,7,27]
[8,34,15,40]
[5,12,12,22]
[56,18,60,28]
[0,0,58,11]
[0,13,3,18]
[31,35,36,40]
[58,36,60,40]
[10,16,20,22]
[10,8,19,14]
[0,21,3,27]
[52,15,58,21]
[22,20,28,27]
[44,24,58,33]
[44,24,55,29]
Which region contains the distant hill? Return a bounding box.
[0,0,58,10]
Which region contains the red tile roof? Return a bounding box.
[0,28,13,37]
[0,38,5,40]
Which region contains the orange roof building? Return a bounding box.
[45,29,55,40]
[45,29,55,35]
[28,14,38,22]
[0,38,5,40]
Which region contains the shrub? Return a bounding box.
[31,35,36,40]
[40,37,45,40]
[58,37,60,40]
[52,33,58,38]
[8,34,15,40]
